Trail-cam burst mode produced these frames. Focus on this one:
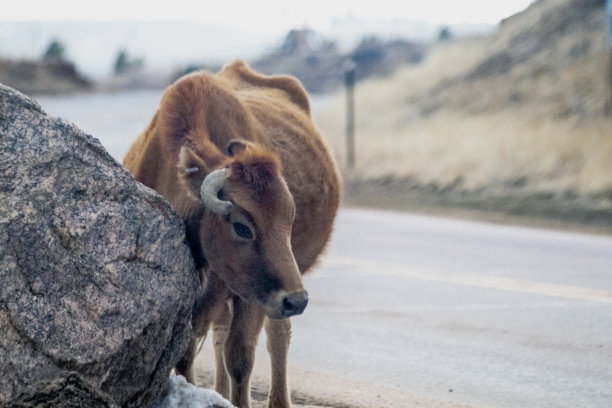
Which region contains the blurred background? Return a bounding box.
[1,0,611,229]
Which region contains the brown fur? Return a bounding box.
[123,60,340,408]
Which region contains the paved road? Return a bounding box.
[207,208,612,408]
[37,93,612,407]
[37,90,163,162]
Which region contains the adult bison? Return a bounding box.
[123,61,340,408]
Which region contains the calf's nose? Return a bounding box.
[281,291,309,317]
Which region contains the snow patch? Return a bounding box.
[152,373,235,408]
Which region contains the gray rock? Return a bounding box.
[0,84,198,407]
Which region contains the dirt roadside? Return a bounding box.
[193,334,478,408]
[341,176,612,236]
[194,366,475,408]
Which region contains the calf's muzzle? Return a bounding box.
[280,290,309,318]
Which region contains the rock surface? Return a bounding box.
[0,84,197,407]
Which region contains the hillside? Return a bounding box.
[315,0,612,231]
[0,58,92,96]
[420,0,610,118]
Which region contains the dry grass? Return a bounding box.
[331,112,612,194]
[314,38,612,199]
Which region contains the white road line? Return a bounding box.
[322,256,612,304]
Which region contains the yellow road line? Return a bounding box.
[322,256,612,305]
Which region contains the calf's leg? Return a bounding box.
[177,273,230,384]
[175,336,199,384]
[265,317,293,408]
[212,300,233,398]
[224,297,265,408]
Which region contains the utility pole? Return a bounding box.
[345,60,356,169]
[607,0,612,86]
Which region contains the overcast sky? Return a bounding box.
[4,1,535,30]
[1,1,536,77]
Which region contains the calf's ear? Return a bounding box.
[178,146,210,202]
[159,74,206,145]
[226,139,256,157]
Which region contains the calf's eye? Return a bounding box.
[233,222,253,240]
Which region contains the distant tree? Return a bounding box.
[438,27,452,42]
[43,39,67,62]
[280,29,301,54]
[114,50,129,74]
[171,64,204,82]
[113,49,144,75]
[352,37,384,66]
